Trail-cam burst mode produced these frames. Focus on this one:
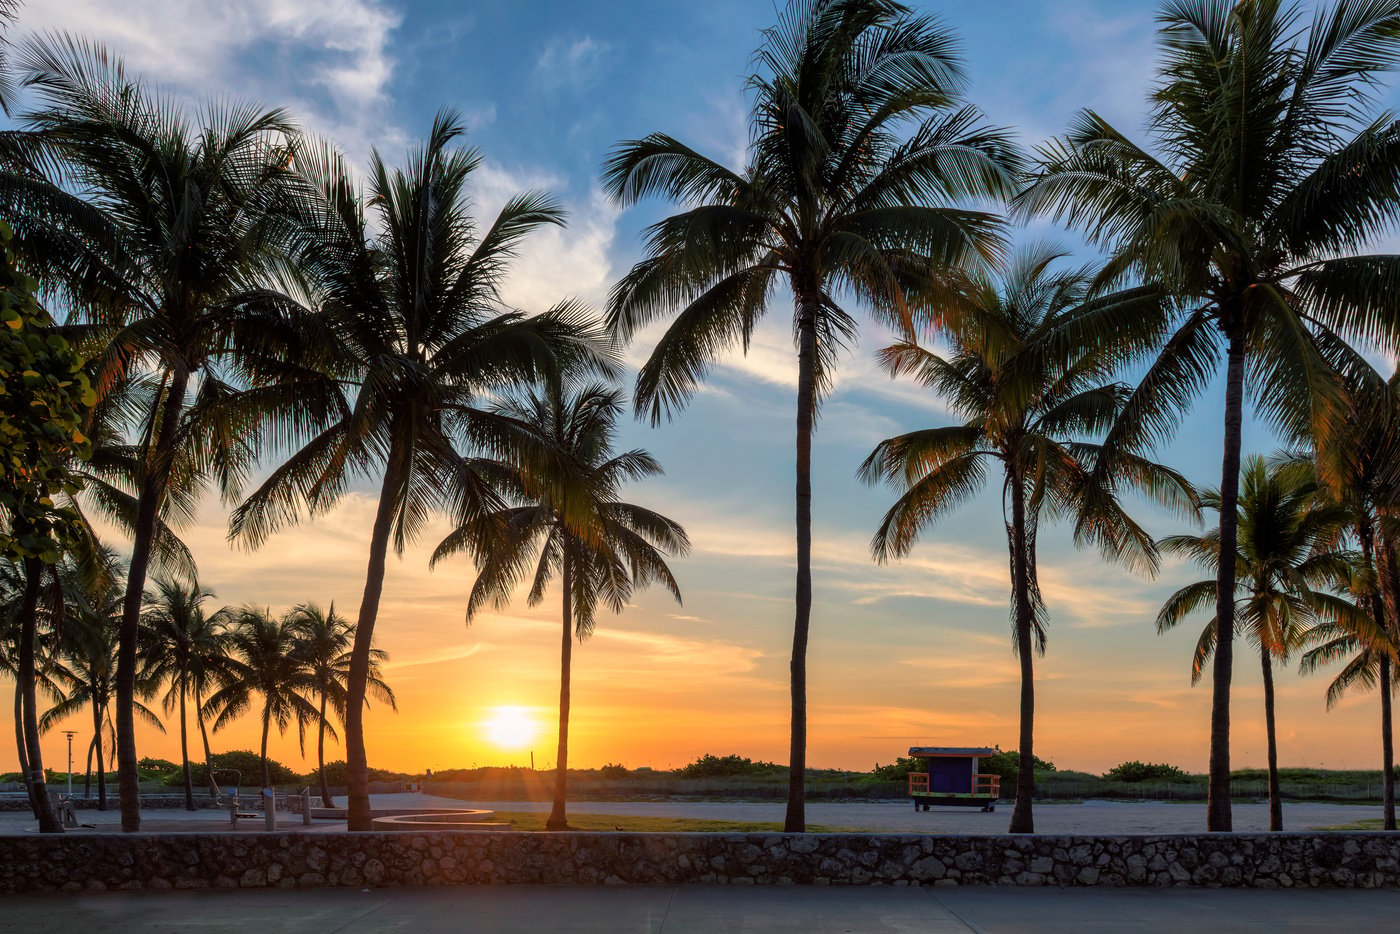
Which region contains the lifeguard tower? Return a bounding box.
[906,747,1001,811]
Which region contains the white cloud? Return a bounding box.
[533,35,613,91]
[17,0,403,161]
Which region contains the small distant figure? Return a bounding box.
[425,768,432,779]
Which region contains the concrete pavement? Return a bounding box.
[5,885,1400,932]
[1,793,1385,835]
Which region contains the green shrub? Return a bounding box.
[674,754,782,778]
[598,763,629,779]
[138,757,180,780]
[869,756,921,781]
[978,749,1056,782]
[304,760,407,786]
[1103,760,1188,782]
[165,751,301,787]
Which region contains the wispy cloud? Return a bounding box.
[534,35,613,92]
[19,0,403,161]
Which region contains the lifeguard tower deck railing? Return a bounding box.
[907,771,1001,797]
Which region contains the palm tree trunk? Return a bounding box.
[1358,511,1395,830]
[346,447,404,832]
[194,683,218,797]
[14,678,37,819]
[93,702,106,810]
[83,734,95,799]
[178,667,194,810]
[318,693,332,808]
[115,365,190,832]
[1007,474,1036,834]
[1260,645,1282,831]
[1382,657,1396,831]
[19,557,62,833]
[260,707,271,791]
[547,538,574,831]
[1207,329,1245,832]
[785,297,819,834]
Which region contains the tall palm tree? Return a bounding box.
[435,378,689,830]
[229,113,612,830]
[203,607,319,789]
[858,245,1193,833]
[1016,0,1400,830]
[141,577,233,809]
[602,0,1021,831]
[2,36,311,830]
[287,602,395,808]
[1157,455,1355,830]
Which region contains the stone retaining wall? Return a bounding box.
[1,832,1398,892]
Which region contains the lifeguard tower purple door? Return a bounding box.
[906,747,1002,812]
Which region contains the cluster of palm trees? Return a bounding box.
[2,552,391,824]
[603,0,1400,836]
[2,0,1400,840]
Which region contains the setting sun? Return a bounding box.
[483,706,541,749]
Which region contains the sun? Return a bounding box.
[482,706,540,749]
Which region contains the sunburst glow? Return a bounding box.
[482,706,540,749]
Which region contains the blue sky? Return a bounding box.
[11,0,1400,775]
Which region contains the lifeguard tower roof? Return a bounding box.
[908,747,998,757]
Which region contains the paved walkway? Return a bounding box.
[1,792,1385,835]
[6,885,1400,932]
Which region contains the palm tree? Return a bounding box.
[434,377,689,829]
[1157,455,1355,830]
[229,112,612,830]
[1300,571,1398,828]
[141,577,233,809]
[287,602,395,808]
[1298,375,1400,828]
[858,245,1193,833]
[602,0,1021,831]
[203,607,318,790]
[1016,0,1400,830]
[2,36,310,830]
[43,564,165,810]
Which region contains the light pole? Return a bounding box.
[61,731,76,797]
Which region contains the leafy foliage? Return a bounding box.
[137,756,179,779]
[674,753,783,778]
[166,750,300,787]
[1104,760,1188,782]
[305,760,408,786]
[978,749,1057,782]
[869,756,922,781]
[0,221,93,563]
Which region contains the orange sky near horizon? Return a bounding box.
[5,480,1391,782]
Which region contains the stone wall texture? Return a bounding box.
[1,832,1399,892]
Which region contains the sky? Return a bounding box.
[6,0,1399,779]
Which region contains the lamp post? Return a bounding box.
[61,731,76,797]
